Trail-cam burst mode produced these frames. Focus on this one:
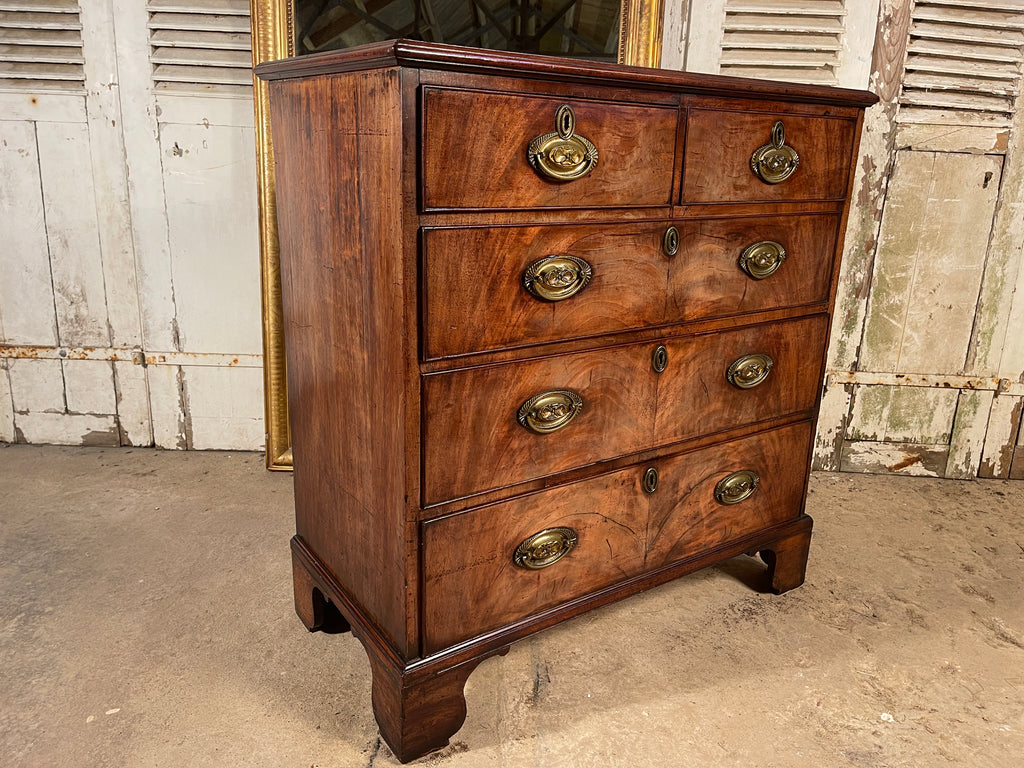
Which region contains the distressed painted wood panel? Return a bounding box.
[813,382,853,471]
[110,0,179,354]
[0,363,14,443]
[7,359,65,414]
[946,389,996,480]
[840,440,948,477]
[158,122,261,354]
[825,0,915,375]
[141,363,263,450]
[1012,453,1024,480]
[80,0,144,351]
[36,121,111,347]
[4,357,125,446]
[0,1,266,453]
[183,366,263,450]
[147,364,187,450]
[12,413,120,446]
[0,120,58,346]
[676,0,880,89]
[895,124,1010,154]
[859,150,1003,375]
[979,394,1023,479]
[983,102,1024,382]
[964,135,1024,387]
[847,384,958,443]
[62,359,116,415]
[1015,416,1024,480]
[0,92,88,123]
[112,360,153,447]
[681,0,728,74]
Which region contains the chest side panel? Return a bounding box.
[270,68,412,654]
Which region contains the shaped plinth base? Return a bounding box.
[757,519,813,594]
[291,542,505,763]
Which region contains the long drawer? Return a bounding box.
[422,214,838,358]
[421,87,677,210]
[421,420,813,654]
[421,314,827,504]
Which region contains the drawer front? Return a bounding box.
[421,88,677,210]
[422,314,827,504]
[682,109,856,203]
[422,421,813,653]
[422,214,838,358]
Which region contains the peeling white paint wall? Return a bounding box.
[668,0,1024,479]
[0,1,263,451]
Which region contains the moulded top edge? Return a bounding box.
[254,38,878,109]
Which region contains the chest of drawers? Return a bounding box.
[257,40,876,763]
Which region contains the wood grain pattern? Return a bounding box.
[682,109,857,203]
[422,214,839,358]
[421,314,828,504]
[422,421,812,653]
[421,88,677,209]
[270,68,412,654]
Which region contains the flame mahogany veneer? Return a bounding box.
[257,39,876,763]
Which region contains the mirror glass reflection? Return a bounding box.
[293,0,622,60]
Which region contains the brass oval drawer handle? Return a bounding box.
[750,120,800,185]
[714,469,760,505]
[522,255,593,302]
[513,526,579,570]
[726,353,774,389]
[527,104,598,182]
[517,389,583,434]
[739,240,786,280]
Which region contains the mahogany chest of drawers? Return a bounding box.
[257,40,875,762]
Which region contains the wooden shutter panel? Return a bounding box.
[719,0,847,85]
[0,0,85,92]
[899,0,1024,127]
[148,0,252,94]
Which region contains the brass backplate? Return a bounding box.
[714,469,760,505]
[739,240,786,280]
[517,390,584,434]
[513,527,579,569]
[750,120,799,185]
[726,353,774,390]
[527,105,598,181]
[523,254,593,302]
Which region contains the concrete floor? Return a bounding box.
[1,443,1022,767]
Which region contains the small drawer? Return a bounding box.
[422,214,839,358]
[421,420,813,653]
[421,314,827,504]
[421,87,677,210]
[682,108,857,203]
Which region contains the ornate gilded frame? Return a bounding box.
[250,0,665,469]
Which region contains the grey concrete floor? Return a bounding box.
[1,443,1022,768]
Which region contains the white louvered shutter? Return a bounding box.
[899,0,1024,127]
[148,0,252,94]
[720,0,847,85]
[0,0,85,92]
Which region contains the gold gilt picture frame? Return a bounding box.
[250,0,665,469]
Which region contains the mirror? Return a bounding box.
[250,0,665,469]
[294,0,623,59]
